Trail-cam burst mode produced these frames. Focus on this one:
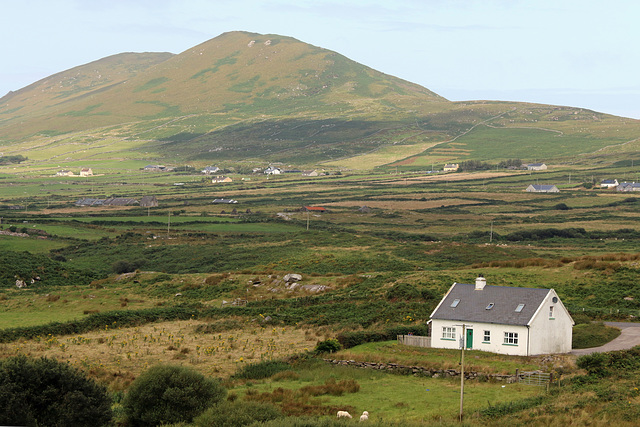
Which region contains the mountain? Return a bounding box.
[1,31,639,168]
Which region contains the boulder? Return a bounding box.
[283,273,302,282]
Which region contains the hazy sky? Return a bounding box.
[2,0,639,118]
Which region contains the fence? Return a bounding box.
[397,334,431,348]
[519,371,552,390]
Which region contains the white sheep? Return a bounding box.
[359,411,369,422]
[337,410,352,418]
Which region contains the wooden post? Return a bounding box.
[515,368,520,383]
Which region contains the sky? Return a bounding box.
[1,0,639,119]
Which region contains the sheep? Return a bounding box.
[359,411,369,422]
[337,410,352,418]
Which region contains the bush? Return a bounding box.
[314,339,341,354]
[572,322,621,349]
[0,355,112,427]
[386,283,421,300]
[233,360,291,380]
[123,365,226,426]
[193,400,281,427]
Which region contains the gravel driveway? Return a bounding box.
[571,322,640,356]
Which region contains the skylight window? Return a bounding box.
[486,303,494,310]
[450,299,460,308]
[515,303,525,312]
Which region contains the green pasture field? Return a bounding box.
[233,360,542,423]
[0,235,69,253]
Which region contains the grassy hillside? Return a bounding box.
[1,31,638,168]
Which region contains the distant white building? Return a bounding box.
[202,166,220,174]
[526,184,559,193]
[525,163,547,171]
[79,168,93,177]
[617,182,640,192]
[600,179,618,188]
[264,166,282,175]
[56,170,74,177]
[429,276,574,356]
[443,163,459,172]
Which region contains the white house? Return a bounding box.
[79,167,93,177]
[617,182,640,192]
[526,184,559,193]
[202,166,220,174]
[600,179,618,188]
[443,163,459,172]
[264,166,282,175]
[525,163,547,171]
[429,276,574,356]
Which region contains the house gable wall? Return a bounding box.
[528,290,573,354]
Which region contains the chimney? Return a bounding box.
[475,274,486,290]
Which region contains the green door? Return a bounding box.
[466,329,473,349]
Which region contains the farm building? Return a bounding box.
[524,163,547,171]
[600,179,618,188]
[443,163,459,172]
[201,166,220,174]
[303,206,328,213]
[526,184,559,193]
[617,182,640,192]
[212,176,233,183]
[264,166,282,175]
[429,276,574,356]
[302,170,319,177]
[56,170,74,177]
[79,168,93,177]
[139,196,158,207]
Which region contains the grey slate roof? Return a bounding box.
[430,283,550,326]
[529,184,557,191]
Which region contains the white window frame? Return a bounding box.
[442,326,456,340]
[483,330,491,343]
[504,332,519,345]
[549,305,555,319]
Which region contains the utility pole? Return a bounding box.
[456,323,472,422]
[167,211,172,236]
[490,221,493,243]
[306,210,310,231]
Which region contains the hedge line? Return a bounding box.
[0,305,201,343]
[336,324,430,349]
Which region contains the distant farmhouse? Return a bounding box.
[617,182,640,192]
[143,165,173,172]
[443,163,459,172]
[56,170,74,177]
[264,166,282,175]
[600,179,619,188]
[524,163,547,171]
[139,196,158,207]
[202,166,220,174]
[429,275,574,356]
[79,168,93,177]
[303,206,328,213]
[302,170,319,177]
[212,176,233,183]
[75,196,157,207]
[526,184,559,193]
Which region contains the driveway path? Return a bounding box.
[571,322,640,356]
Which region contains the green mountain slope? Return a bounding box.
[0,31,638,168]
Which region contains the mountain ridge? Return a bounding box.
[1,31,638,168]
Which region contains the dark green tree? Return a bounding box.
[0,355,112,427]
[123,364,226,426]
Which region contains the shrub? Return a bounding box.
[572,322,621,349]
[193,400,281,427]
[123,364,226,426]
[233,360,291,380]
[386,283,421,300]
[314,339,341,354]
[0,355,112,427]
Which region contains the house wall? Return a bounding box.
[528,290,573,354]
[430,319,530,356]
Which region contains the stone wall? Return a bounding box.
[324,359,527,383]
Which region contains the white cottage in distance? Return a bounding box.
[429,276,574,356]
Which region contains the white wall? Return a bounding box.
[528,290,574,354]
[430,319,530,356]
